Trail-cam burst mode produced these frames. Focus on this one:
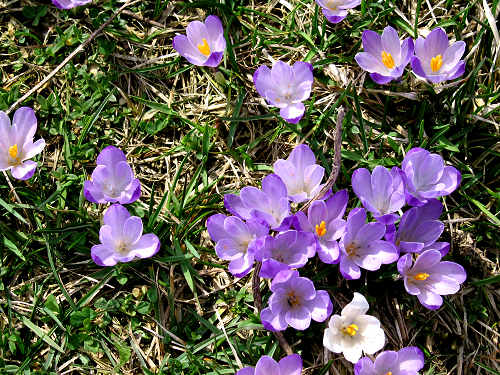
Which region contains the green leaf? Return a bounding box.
[21,316,64,353]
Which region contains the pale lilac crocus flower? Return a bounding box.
[91,204,160,266]
[398,249,466,310]
[255,230,316,279]
[84,146,141,205]
[172,15,226,67]
[273,144,324,203]
[206,214,268,278]
[253,60,313,124]
[393,199,449,256]
[260,270,332,331]
[401,147,461,206]
[315,0,361,24]
[224,174,291,230]
[339,208,399,280]
[236,354,302,375]
[355,26,414,84]
[295,189,348,264]
[355,347,425,375]
[323,293,385,363]
[351,166,405,224]
[52,0,91,9]
[411,27,466,83]
[0,107,45,180]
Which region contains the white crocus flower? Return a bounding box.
[323,292,385,363]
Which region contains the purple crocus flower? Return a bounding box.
[91,204,160,266]
[52,0,91,9]
[315,0,361,24]
[339,208,399,280]
[393,199,449,256]
[411,27,466,83]
[255,230,316,279]
[206,214,268,278]
[260,270,333,331]
[398,249,466,310]
[351,166,405,224]
[355,347,425,375]
[401,147,461,206]
[273,144,324,203]
[355,26,414,84]
[84,146,141,205]
[295,190,348,264]
[0,107,45,180]
[172,15,226,67]
[253,60,313,124]
[224,174,291,230]
[236,354,302,375]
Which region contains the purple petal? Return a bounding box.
[317,240,340,264]
[204,15,225,51]
[235,368,254,375]
[280,103,305,124]
[436,166,461,195]
[306,289,332,322]
[253,65,273,98]
[83,180,105,203]
[228,253,254,277]
[413,249,442,271]
[399,38,415,67]
[22,138,46,160]
[373,351,398,373]
[119,179,141,204]
[354,357,374,375]
[397,253,413,274]
[260,259,290,279]
[381,26,401,63]
[370,72,395,84]
[129,233,160,259]
[206,214,228,242]
[96,145,126,167]
[122,216,143,244]
[260,307,287,331]
[424,27,449,58]
[362,29,382,56]
[442,41,465,71]
[173,35,206,66]
[446,60,465,80]
[339,256,361,280]
[91,244,117,267]
[278,354,302,375]
[103,204,130,230]
[423,241,449,257]
[397,346,425,373]
[285,306,311,330]
[417,289,443,310]
[411,56,428,80]
[11,160,37,180]
[355,222,386,244]
[255,356,280,374]
[292,61,314,88]
[326,189,348,220]
[430,261,466,284]
[366,240,399,264]
[262,173,287,199]
[355,52,385,73]
[12,107,37,144]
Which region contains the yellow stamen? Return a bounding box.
[315,221,327,237]
[430,55,443,72]
[8,144,18,159]
[197,38,211,56]
[287,292,300,307]
[345,243,357,257]
[342,323,359,336]
[414,272,430,281]
[385,372,393,375]
[381,51,395,69]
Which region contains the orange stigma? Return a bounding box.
[315,221,327,237]
[430,55,443,72]
[197,38,211,56]
[342,324,359,336]
[8,144,18,159]
[414,272,430,281]
[381,51,395,69]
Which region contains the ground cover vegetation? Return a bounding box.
[0,0,499,373]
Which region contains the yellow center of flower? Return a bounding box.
[8,144,18,159]
[430,55,443,72]
[287,291,300,307]
[315,221,327,237]
[414,272,430,281]
[325,0,339,10]
[116,241,130,255]
[385,372,393,375]
[342,324,359,336]
[381,51,395,69]
[197,38,211,56]
[345,243,357,257]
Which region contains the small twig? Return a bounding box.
[2,171,34,228]
[301,108,345,212]
[252,262,293,355]
[6,0,136,115]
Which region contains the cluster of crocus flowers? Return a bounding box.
[173,15,226,67]
[85,146,160,266]
[0,107,45,180]
[356,26,465,84]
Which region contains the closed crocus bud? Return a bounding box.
[411,27,466,83]
[173,15,226,67]
[0,107,45,180]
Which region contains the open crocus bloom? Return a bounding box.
[207,214,268,278]
[0,107,45,180]
[173,15,226,67]
[355,347,425,375]
[273,144,324,203]
[260,270,333,331]
[253,60,313,124]
[355,26,414,84]
[339,208,399,280]
[401,147,461,206]
[398,249,466,310]
[84,146,141,205]
[91,204,160,266]
[295,189,348,264]
[323,292,385,363]
[255,230,316,279]
[351,166,405,224]
[315,0,361,24]
[393,199,449,256]
[52,0,91,9]
[236,354,302,375]
[411,27,466,83]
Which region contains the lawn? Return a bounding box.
[0,0,499,374]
